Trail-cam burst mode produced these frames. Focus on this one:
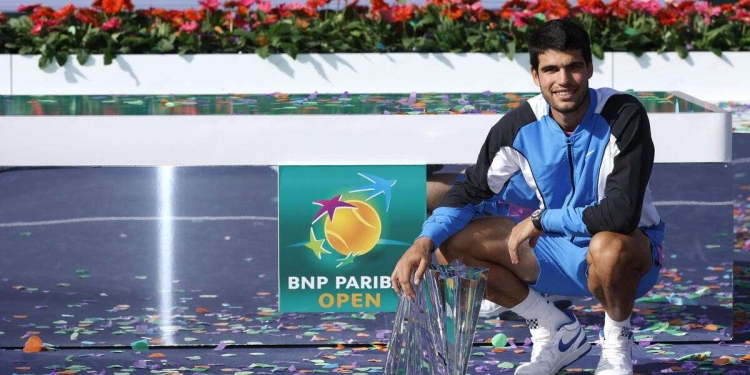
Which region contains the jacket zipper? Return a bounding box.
[566,138,576,242]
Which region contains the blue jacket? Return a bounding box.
[420,88,663,249]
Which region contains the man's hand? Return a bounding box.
[390,237,433,300]
[507,217,543,265]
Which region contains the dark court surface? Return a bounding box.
[0,134,748,374]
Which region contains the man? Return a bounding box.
[391,18,664,375]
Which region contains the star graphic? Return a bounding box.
[312,195,356,224]
[349,173,397,212]
[336,252,359,268]
[304,227,331,259]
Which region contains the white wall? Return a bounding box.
[0,55,10,95]
[7,53,611,96]
[7,52,749,102]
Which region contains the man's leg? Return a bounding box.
[587,230,654,375]
[439,217,590,375]
[427,172,461,215]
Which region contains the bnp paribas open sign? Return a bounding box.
[278,165,426,313]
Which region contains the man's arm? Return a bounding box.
[416,111,535,250]
[542,97,655,236]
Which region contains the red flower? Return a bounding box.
[575,0,606,19]
[17,4,41,12]
[98,0,134,14]
[101,16,121,30]
[655,7,679,25]
[370,0,389,13]
[607,0,632,19]
[184,8,204,22]
[30,18,58,35]
[306,0,328,9]
[29,6,55,22]
[75,8,99,25]
[442,5,464,20]
[0,12,7,24]
[500,0,531,20]
[391,3,414,21]
[31,21,45,35]
[54,4,76,20]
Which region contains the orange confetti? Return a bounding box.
[13,315,28,319]
[335,343,346,350]
[714,357,731,365]
[196,307,210,314]
[704,324,720,331]
[492,347,506,353]
[149,353,166,358]
[514,349,525,354]
[23,336,43,353]
[14,367,31,371]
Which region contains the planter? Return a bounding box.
[4,52,750,102]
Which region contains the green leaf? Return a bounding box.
[592,43,604,60]
[103,49,114,65]
[710,47,722,57]
[675,45,688,59]
[506,40,516,60]
[38,54,53,69]
[76,50,90,65]
[55,51,69,67]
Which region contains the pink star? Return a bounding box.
[312,195,355,223]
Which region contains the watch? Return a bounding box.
[530,209,544,231]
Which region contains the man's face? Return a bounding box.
[531,49,594,118]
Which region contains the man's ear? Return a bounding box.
[587,61,594,79]
[531,68,541,87]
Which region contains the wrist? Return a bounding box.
[414,237,435,253]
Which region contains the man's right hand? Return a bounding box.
[390,237,433,300]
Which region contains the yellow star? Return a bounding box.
[304,227,331,259]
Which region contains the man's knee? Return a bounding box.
[587,231,649,273]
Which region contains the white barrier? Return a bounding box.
[0,94,731,166]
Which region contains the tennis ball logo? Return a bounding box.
[324,200,381,256]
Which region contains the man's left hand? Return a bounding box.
[507,217,543,265]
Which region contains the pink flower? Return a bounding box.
[256,0,272,12]
[731,8,750,24]
[179,20,199,33]
[238,0,255,6]
[199,0,220,11]
[694,1,721,25]
[630,0,661,15]
[101,16,121,30]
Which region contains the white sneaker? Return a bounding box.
[595,326,634,374]
[478,299,508,318]
[514,310,591,375]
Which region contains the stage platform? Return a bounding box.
[0,92,745,374]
